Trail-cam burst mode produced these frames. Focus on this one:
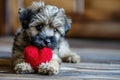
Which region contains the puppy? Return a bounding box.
[12,1,80,75]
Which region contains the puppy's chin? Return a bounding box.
[31,32,58,50]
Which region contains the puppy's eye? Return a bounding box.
[54,28,57,32]
[36,25,43,31]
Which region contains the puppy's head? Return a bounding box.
[19,1,72,49]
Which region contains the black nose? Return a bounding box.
[31,32,58,50]
[31,32,47,48]
[45,36,58,50]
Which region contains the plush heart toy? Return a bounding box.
[24,46,52,70]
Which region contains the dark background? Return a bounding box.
[0,0,120,39]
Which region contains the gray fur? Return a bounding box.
[12,1,80,75]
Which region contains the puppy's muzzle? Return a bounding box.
[31,32,58,50]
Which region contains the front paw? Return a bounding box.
[14,62,34,74]
[62,53,80,63]
[38,61,59,75]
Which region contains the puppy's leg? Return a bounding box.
[12,31,34,74]
[12,51,34,74]
[38,49,61,75]
[58,39,80,63]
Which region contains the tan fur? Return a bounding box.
[12,1,80,75]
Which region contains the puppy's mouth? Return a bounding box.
[31,32,58,50]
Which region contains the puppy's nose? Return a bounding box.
[46,36,58,50]
[31,32,58,49]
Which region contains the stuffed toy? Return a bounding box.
[24,46,52,70]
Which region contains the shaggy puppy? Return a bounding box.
[12,1,80,75]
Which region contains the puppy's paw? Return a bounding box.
[62,52,80,63]
[14,62,34,74]
[38,61,59,75]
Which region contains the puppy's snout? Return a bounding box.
[46,36,58,49]
[31,32,58,49]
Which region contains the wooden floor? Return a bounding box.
[0,37,120,80]
[1,63,120,80]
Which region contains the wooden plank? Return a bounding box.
[72,48,120,63]
[0,59,11,66]
[60,63,120,79]
[0,74,119,80]
[0,63,120,80]
[67,22,120,39]
[1,48,120,65]
[68,38,120,49]
[1,63,120,72]
[62,63,120,70]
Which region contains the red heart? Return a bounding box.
[24,46,52,70]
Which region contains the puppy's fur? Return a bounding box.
[12,1,80,75]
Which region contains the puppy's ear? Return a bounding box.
[18,8,33,29]
[62,18,72,37]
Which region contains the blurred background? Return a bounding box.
[0,0,120,39]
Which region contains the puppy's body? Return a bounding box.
[12,1,80,75]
